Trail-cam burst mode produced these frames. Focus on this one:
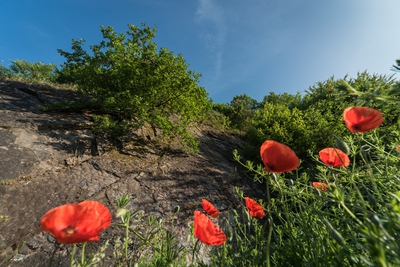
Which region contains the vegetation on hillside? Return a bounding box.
[0,59,57,82]
[54,24,211,151]
[1,24,212,152]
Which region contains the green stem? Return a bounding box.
[339,201,363,225]
[265,174,273,267]
[81,242,86,265]
[124,211,131,261]
[191,239,200,264]
[70,244,76,267]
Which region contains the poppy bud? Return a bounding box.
[116,208,128,218]
[332,134,350,155]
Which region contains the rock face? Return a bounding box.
[0,81,264,266]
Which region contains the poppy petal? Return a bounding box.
[260,140,299,173]
[194,211,226,246]
[78,200,112,230]
[244,197,265,219]
[312,182,328,192]
[202,199,219,218]
[343,107,383,134]
[40,204,80,234]
[40,201,112,244]
[319,148,350,167]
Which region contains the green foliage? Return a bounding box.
[245,95,346,167]
[56,24,212,151]
[0,59,57,82]
[229,94,259,131]
[337,73,400,128]
[112,197,191,267]
[248,102,310,157]
[212,94,259,132]
[0,61,12,80]
[261,92,302,108]
[232,127,400,266]
[204,109,232,132]
[208,196,268,266]
[392,58,400,72]
[244,72,400,170]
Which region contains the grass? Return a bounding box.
[57,127,400,267]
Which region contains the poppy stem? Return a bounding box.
[81,242,87,265]
[123,211,131,261]
[339,201,363,225]
[191,239,201,264]
[70,244,76,267]
[265,174,273,267]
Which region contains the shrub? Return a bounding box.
[56,23,212,151]
[245,72,400,170]
[0,59,57,82]
[212,94,259,133]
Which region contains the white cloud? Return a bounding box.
[195,0,227,80]
[198,1,293,95]
[28,24,49,37]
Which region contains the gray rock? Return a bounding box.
[0,80,263,266]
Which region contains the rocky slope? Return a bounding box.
[0,80,265,266]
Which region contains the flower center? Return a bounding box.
[266,165,274,171]
[63,226,77,236]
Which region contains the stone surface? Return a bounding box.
[0,80,264,266]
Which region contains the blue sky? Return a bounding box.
[1,0,400,104]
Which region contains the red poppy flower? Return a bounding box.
[245,197,265,219]
[194,210,226,246]
[202,199,219,218]
[319,148,350,167]
[312,182,328,192]
[343,107,383,134]
[40,200,112,244]
[397,145,400,151]
[260,140,299,173]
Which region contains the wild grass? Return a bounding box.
[63,127,400,267]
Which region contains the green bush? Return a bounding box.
[244,72,400,171]
[56,23,212,151]
[246,101,342,167]
[212,94,259,133]
[0,59,57,82]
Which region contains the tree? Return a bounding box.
[56,24,212,151]
[392,59,400,72]
[0,59,56,82]
[228,94,259,131]
[212,94,258,132]
[261,92,302,108]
